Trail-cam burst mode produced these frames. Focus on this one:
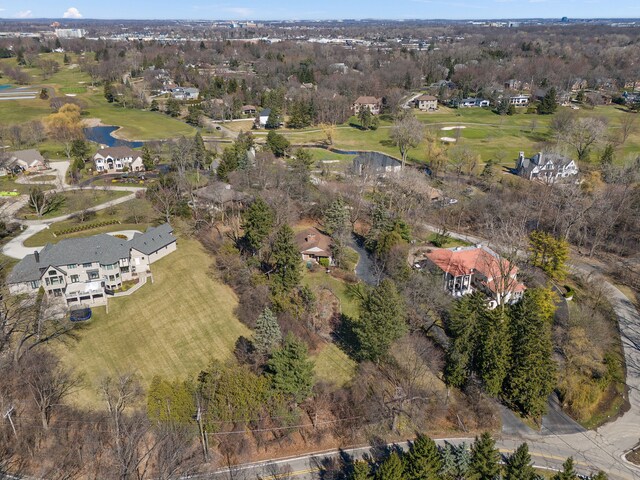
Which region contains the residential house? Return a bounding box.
[624,80,640,92]
[93,147,144,173]
[7,224,177,307]
[353,152,402,176]
[192,181,250,211]
[570,78,588,92]
[422,245,526,306]
[258,108,271,127]
[242,105,257,115]
[353,96,382,115]
[414,94,438,111]
[515,151,579,184]
[509,95,530,106]
[6,149,47,173]
[295,227,333,265]
[453,98,490,108]
[171,87,200,100]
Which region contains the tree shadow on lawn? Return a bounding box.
[379,139,396,148]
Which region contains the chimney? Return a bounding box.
[518,151,524,161]
[34,250,40,263]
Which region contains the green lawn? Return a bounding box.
[313,343,356,387]
[0,176,52,195]
[17,189,131,220]
[0,54,197,141]
[302,269,359,318]
[23,197,156,247]
[58,237,250,407]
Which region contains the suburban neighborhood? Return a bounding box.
[0,8,639,480]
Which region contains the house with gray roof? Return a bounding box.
[352,152,402,176]
[94,147,144,174]
[6,149,47,173]
[515,151,578,184]
[7,223,177,307]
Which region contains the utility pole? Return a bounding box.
[3,405,17,439]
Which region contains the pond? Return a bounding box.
[84,126,144,148]
[0,84,13,90]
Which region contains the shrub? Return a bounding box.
[54,219,120,236]
[318,257,330,268]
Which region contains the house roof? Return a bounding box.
[193,182,250,204]
[295,227,332,258]
[518,151,575,176]
[354,96,380,105]
[259,108,271,117]
[353,151,402,171]
[416,94,437,101]
[10,149,45,166]
[8,224,176,284]
[242,104,257,111]
[425,245,525,294]
[94,146,140,160]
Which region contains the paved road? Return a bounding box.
[198,436,639,480]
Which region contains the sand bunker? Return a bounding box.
[440,137,457,142]
[441,125,467,131]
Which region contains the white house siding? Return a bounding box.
[148,242,177,264]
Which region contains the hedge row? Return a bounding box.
[54,220,121,236]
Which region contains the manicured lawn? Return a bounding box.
[58,236,250,407]
[23,197,156,247]
[222,119,255,132]
[17,189,131,220]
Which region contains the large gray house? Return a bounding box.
[352,152,402,176]
[8,224,177,306]
[515,151,579,184]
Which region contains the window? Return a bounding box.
[48,270,57,276]
[50,277,60,285]
[88,270,100,280]
[68,264,78,269]
[30,280,40,289]
[82,263,92,268]
[70,275,80,283]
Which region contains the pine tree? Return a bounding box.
[271,224,301,292]
[323,198,350,239]
[266,334,314,403]
[242,197,274,255]
[351,460,373,480]
[505,289,556,418]
[353,279,407,362]
[590,472,608,480]
[504,443,536,480]
[444,294,485,388]
[600,143,615,166]
[266,108,282,129]
[254,307,282,355]
[468,432,501,480]
[537,87,558,114]
[405,433,442,480]
[476,307,509,396]
[376,451,404,480]
[552,457,577,480]
[358,107,372,129]
[141,146,154,171]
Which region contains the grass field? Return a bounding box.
[58,236,250,407]
[17,189,131,220]
[313,343,356,387]
[23,197,156,247]
[0,54,196,141]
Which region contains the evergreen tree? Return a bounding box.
[141,146,154,171]
[440,443,470,480]
[354,279,407,362]
[323,197,350,239]
[266,108,282,129]
[476,307,509,397]
[193,131,209,169]
[271,224,301,292]
[405,433,442,480]
[376,451,404,480]
[165,97,181,117]
[590,472,608,480]
[504,443,536,480]
[254,307,282,355]
[468,432,501,480]
[358,107,372,129]
[351,460,373,480]
[444,294,485,388]
[552,457,577,480]
[150,99,159,111]
[39,88,49,100]
[266,334,314,403]
[505,289,556,418]
[242,197,275,255]
[266,130,290,157]
[147,376,196,424]
[104,83,116,103]
[600,143,615,166]
[537,87,558,115]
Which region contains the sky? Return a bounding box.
[1,0,640,21]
